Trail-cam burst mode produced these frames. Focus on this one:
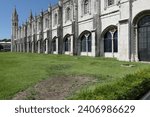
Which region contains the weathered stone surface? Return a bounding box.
[12,0,150,61]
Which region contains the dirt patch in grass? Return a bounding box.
[12,76,96,100]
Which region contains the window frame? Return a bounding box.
[54,13,58,26]
[81,35,86,52]
[53,39,56,52]
[104,31,112,52]
[113,31,118,53]
[84,0,89,15]
[38,21,41,31]
[81,0,91,17]
[105,0,115,10]
[45,18,49,29]
[108,0,115,7]
[80,33,92,52]
[104,29,118,53]
[64,38,71,52]
[65,7,71,22]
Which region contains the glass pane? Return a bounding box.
[88,35,91,52]
[113,31,118,52]
[53,40,56,51]
[104,31,112,52]
[81,36,86,52]
[138,15,150,61]
[65,38,69,51]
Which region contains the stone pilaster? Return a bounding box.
[134,26,139,62]
[23,43,25,52]
[38,41,41,54]
[91,31,96,57]
[70,35,73,55]
[32,41,35,53]
[45,39,49,54]
[27,42,29,53]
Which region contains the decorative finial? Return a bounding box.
[29,9,33,20]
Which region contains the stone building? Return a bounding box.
[0,41,11,51]
[11,0,150,61]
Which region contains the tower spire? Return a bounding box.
[29,10,33,20]
[11,6,19,52]
[12,6,18,21]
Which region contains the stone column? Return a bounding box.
[70,35,73,55]
[16,44,18,52]
[15,44,16,52]
[45,39,48,54]
[110,29,116,58]
[91,31,96,57]
[134,26,139,62]
[112,33,114,58]
[23,43,25,52]
[85,34,90,56]
[32,41,35,53]
[38,41,41,54]
[27,42,29,53]
[56,38,58,54]
[18,44,19,52]
[20,43,22,52]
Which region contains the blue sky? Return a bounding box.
[0,0,58,39]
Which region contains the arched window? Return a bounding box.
[108,0,114,6]
[54,13,58,26]
[138,15,150,27]
[40,40,43,52]
[104,29,118,53]
[104,31,112,52]
[84,0,89,15]
[66,7,71,21]
[44,40,46,52]
[45,18,49,29]
[88,35,91,52]
[81,33,91,52]
[81,35,86,52]
[35,41,38,52]
[138,15,150,61]
[29,41,31,52]
[113,31,118,52]
[64,38,71,52]
[38,22,41,31]
[53,39,56,51]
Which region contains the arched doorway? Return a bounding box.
[138,15,150,61]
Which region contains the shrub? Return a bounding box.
[71,69,150,100]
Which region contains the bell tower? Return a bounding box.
[11,7,19,52]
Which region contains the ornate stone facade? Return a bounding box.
[11,0,150,61]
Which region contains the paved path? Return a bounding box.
[141,91,150,100]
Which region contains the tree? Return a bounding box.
[0,39,11,42]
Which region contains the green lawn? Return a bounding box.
[0,52,149,99]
